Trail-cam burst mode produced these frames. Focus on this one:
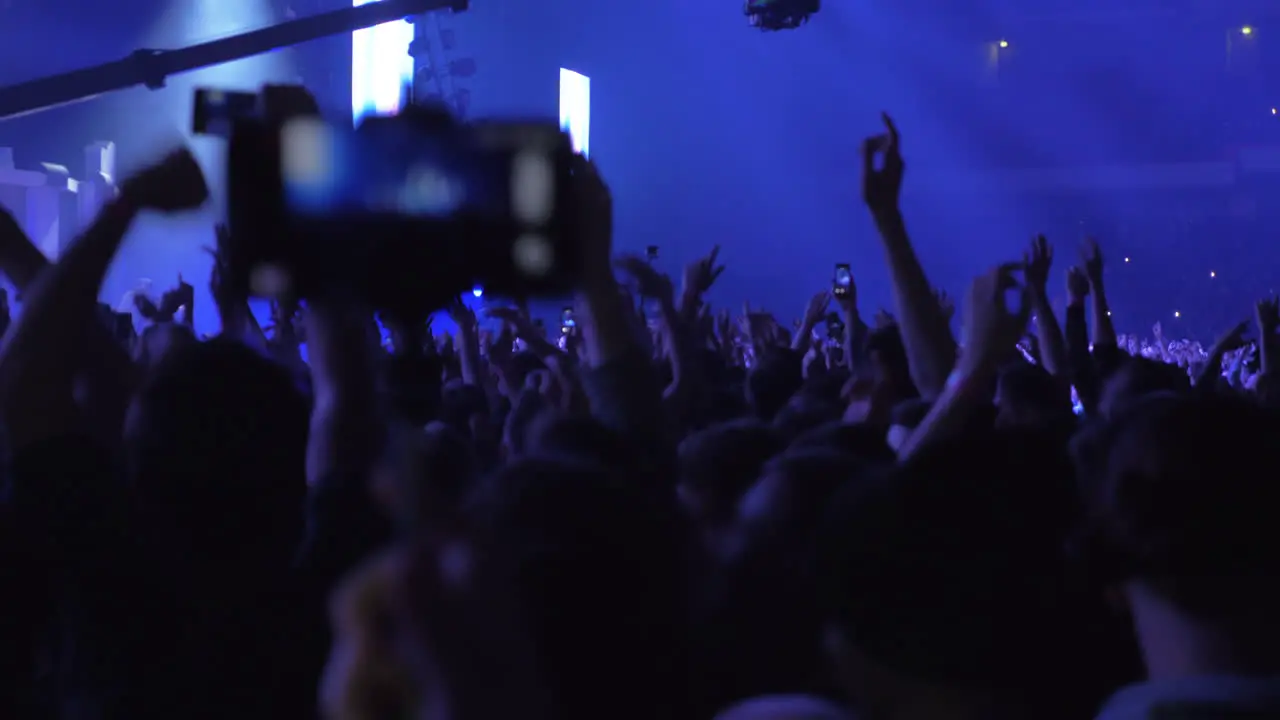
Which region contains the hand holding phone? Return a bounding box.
[833,263,853,299]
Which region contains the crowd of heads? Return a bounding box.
[0,115,1278,720]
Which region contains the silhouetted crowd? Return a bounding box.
[0,115,1277,720]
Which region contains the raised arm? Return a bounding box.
[207,225,268,351]
[1151,322,1175,365]
[1023,235,1070,378]
[861,113,957,399]
[0,149,207,450]
[571,159,670,479]
[836,273,871,374]
[791,290,831,354]
[443,302,485,387]
[1255,297,1279,377]
[1062,266,1103,414]
[616,254,694,416]
[899,264,1028,459]
[1194,320,1247,390]
[677,246,725,325]
[299,296,391,590]
[1081,238,1117,349]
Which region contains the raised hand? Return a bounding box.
[1080,237,1105,288]
[682,245,725,299]
[447,299,478,334]
[1255,296,1280,334]
[1066,266,1090,304]
[957,263,1029,378]
[175,273,195,307]
[615,254,675,302]
[158,274,193,318]
[1023,234,1053,297]
[861,112,905,215]
[123,148,209,213]
[802,290,832,328]
[205,224,247,311]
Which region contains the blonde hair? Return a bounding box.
[320,549,422,720]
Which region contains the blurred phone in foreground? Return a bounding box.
[192,89,261,138]
[833,263,852,299]
[223,88,581,316]
[561,306,575,332]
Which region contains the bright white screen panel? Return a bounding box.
[559,68,591,157]
[352,0,414,122]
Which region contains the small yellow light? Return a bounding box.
[1174,311,1181,318]
[998,39,1009,48]
[1243,26,1254,35]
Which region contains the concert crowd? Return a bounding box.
[0,113,1275,720]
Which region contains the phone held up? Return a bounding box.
[199,83,584,318]
[832,263,852,299]
[561,306,576,333]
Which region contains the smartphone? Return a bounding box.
[561,306,575,332]
[646,245,659,261]
[192,88,260,138]
[833,263,852,298]
[244,112,576,310]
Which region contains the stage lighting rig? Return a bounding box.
[745,0,819,31]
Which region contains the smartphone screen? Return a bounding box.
[281,117,497,219]
[561,306,575,332]
[833,263,852,298]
